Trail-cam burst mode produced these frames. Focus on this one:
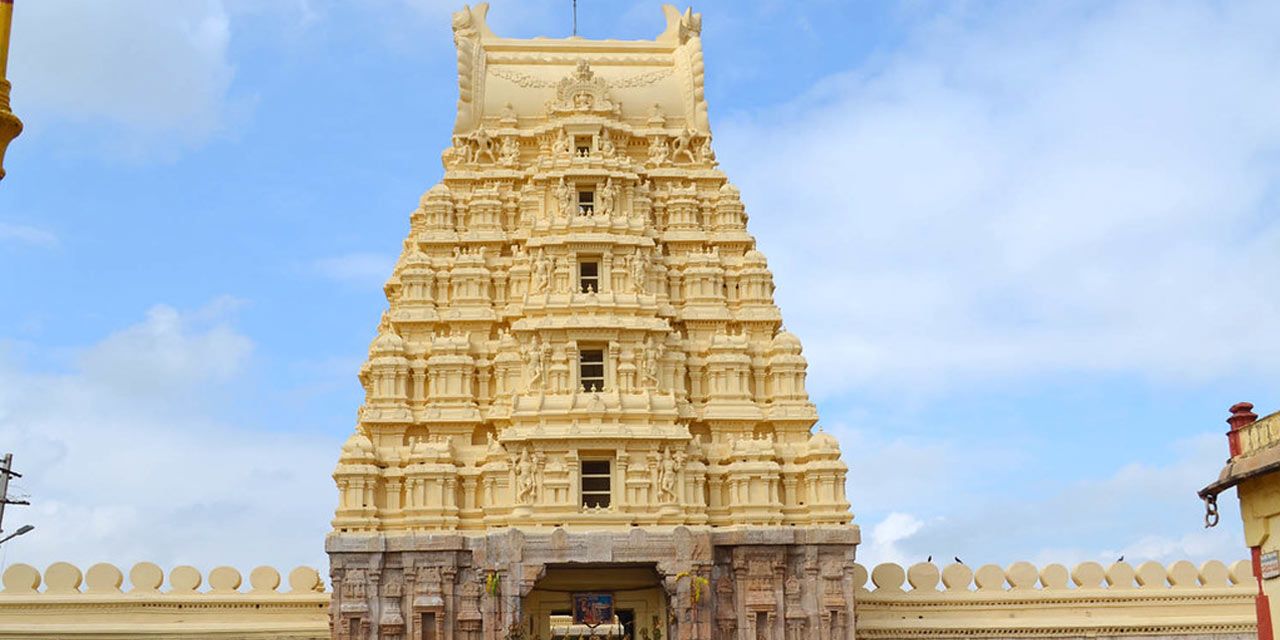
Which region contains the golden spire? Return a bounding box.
[0,0,23,181]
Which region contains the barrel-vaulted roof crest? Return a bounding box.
[450,3,709,135]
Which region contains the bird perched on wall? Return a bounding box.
[927,555,932,563]
[1117,555,1124,563]
[954,556,963,564]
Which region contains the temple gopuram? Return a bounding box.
[326,4,858,639]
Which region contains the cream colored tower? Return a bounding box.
[327,5,858,640]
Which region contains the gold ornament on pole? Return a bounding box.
[0,0,22,181]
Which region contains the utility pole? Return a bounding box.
[0,453,29,536]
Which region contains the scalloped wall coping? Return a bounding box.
[855,559,1253,593]
[0,559,1260,639]
[0,562,331,639]
[1,562,328,596]
[855,560,1258,639]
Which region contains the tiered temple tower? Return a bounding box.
[327,5,859,639]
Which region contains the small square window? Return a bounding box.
[577,191,594,215]
[581,459,611,508]
[579,349,604,391]
[575,136,592,156]
[582,460,610,475]
[579,261,599,293]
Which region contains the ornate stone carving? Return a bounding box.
[647,135,669,168]
[547,60,619,117]
[331,7,858,639]
[514,447,538,505]
[499,135,519,166]
[658,446,678,503]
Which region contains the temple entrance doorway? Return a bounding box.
[522,564,667,640]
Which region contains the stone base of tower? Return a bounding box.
[327,526,858,640]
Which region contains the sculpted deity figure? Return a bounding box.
[515,447,536,504]
[419,268,436,301]
[554,177,574,220]
[644,336,663,388]
[671,128,697,163]
[499,101,518,125]
[600,129,617,157]
[525,335,544,389]
[647,136,668,167]
[647,102,666,127]
[472,125,497,163]
[553,256,572,293]
[530,250,550,293]
[658,446,678,502]
[552,128,571,156]
[486,431,506,458]
[445,136,470,168]
[697,135,716,164]
[499,135,519,166]
[598,178,617,217]
[631,251,648,293]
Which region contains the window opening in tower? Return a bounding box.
[579,261,599,293]
[579,348,604,391]
[581,459,611,508]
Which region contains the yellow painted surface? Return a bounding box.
[1234,440,1280,637]
[0,0,13,78]
[0,0,22,180]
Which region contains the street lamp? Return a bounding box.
[0,524,33,545]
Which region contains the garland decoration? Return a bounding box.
[674,572,709,605]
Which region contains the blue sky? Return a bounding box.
[2,0,1278,578]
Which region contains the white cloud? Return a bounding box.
[861,512,925,568]
[78,297,252,392]
[0,223,58,249]
[835,422,1030,519]
[0,299,340,577]
[313,252,395,287]
[851,431,1246,570]
[717,0,1280,397]
[7,0,239,151]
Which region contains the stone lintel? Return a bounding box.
[710,525,860,547]
[330,526,858,557]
